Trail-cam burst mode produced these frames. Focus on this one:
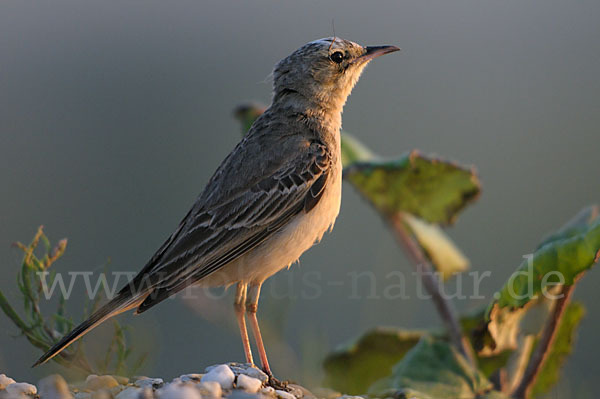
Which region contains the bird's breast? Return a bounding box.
[246,161,342,284]
[201,160,343,287]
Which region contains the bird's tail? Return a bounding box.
[32,291,146,367]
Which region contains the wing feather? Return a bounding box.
[134,138,332,313]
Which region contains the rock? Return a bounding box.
[239,370,268,384]
[275,390,296,399]
[227,391,262,399]
[5,383,37,396]
[115,387,142,399]
[201,365,235,390]
[0,368,325,399]
[85,376,119,391]
[134,378,164,389]
[287,384,314,399]
[179,374,203,383]
[226,364,269,384]
[38,375,73,399]
[310,388,341,399]
[111,376,129,386]
[339,396,364,399]
[197,381,221,398]
[156,384,201,399]
[90,390,111,399]
[0,375,16,390]
[110,385,126,396]
[236,375,262,393]
[137,388,154,399]
[260,387,276,396]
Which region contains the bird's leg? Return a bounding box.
[234,282,254,365]
[246,283,272,376]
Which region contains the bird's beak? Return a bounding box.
[354,45,400,64]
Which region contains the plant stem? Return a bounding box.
[389,213,472,363]
[0,287,93,373]
[511,283,575,399]
[506,335,535,393]
[0,289,33,333]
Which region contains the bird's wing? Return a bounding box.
[133,136,332,313]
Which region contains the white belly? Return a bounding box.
[201,166,342,287]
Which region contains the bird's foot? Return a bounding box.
[265,372,288,390]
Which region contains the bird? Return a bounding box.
[33,37,399,376]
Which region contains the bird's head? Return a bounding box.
[272,37,399,112]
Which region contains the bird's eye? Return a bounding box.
[330,51,344,64]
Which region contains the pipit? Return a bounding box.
[34,37,399,375]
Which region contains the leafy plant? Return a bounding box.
[235,103,599,399]
[323,328,425,394]
[0,226,146,376]
[369,337,505,399]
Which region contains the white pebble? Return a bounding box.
[138,388,155,399]
[37,374,72,399]
[112,376,130,385]
[134,377,164,389]
[110,385,126,396]
[85,375,119,391]
[179,374,203,383]
[201,364,235,390]
[198,381,222,398]
[236,374,262,393]
[6,382,38,396]
[0,374,16,390]
[260,387,275,395]
[157,384,202,399]
[91,390,111,399]
[115,387,143,399]
[275,390,296,399]
[226,364,269,383]
[238,368,268,383]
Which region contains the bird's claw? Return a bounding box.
[265,372,288,390]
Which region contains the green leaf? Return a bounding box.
[323,328,424,395]
[490,211,600,312]
[344,151,480,225]
[478,207,599,356]
[530,302,585,396]
[537,205,599,249]
[481,391,512,399]
[368,336,505,399]
[403,213,470,280]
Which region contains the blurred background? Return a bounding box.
[1,0,599,397]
